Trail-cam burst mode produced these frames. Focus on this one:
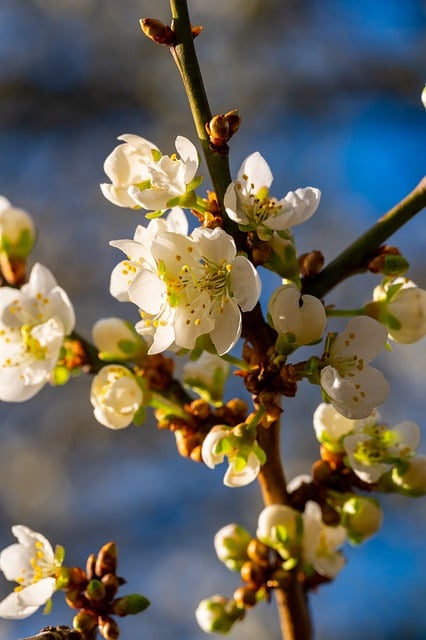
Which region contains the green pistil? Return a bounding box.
[21,324,46,360]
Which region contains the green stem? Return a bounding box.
[302,176,426,299]
[149,390,191,418]
[221,353,250,370]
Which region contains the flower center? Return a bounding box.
[15,541,54,591]
[21,324,47,359]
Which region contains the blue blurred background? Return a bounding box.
[0,0,425,638]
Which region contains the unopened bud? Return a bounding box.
[195,595,244,634]
[95,541,118,577]
[139,18,175,45]
[341,496,383,543]
[240,560,266,585]
[86,578,106,602]
[206,110,240,147]
[112,593,151,616]
[98,616,120,640]
[368,245,408,276]
[298,250,324,277]
[73,610,98,634]
[214,524,251,571]
[86,552,97,580]
[66,588,90,610]
[101,573,120,599]
[246,539,270,567]
[0,197,35,260]
[392,456,426,495]
[233,585,257,608]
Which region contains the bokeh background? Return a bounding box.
[0,0,425,638]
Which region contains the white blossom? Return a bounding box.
[224,151,320,240]
[422,85,426,109]
[343,419,420,483]
[201,425,265,488]
[268,280,326,346]
[101,134,199,211]
[195,595,242,634]
[0,525,62,619]
[111,224,260,355]
[90,365,144,429]
[0,263,75,401]
[213,524,251,571]
[340,496,383,544]
[92,317,146,360]
[302,501,346,578]
[256,504,302,560]
[368,277,426,343]
[392,455,426,494]
[313,402,379,453]
[320,316,390,419]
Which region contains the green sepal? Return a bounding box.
[145,209,164,220]
[54,544,66,565]
[43,598,53,615]
[283,557,298,571]
[1,228,35,259]
[186,174,203,192]
[132,406,147,426]
[382,254,409,277]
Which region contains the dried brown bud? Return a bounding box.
[98,616,120,640]
[86,553,97,581]
[0,254,26,286]
[191,25,203,38]
[189,399,211,420]
[251,242,272,266]
[240,561,267,585]
[66,589,90,610]
[95,542,118,577]
[246,539,270,567]
[174,429,203,460]
[233,585,258,608]
[321,504,341,526]
[139,18,175,46]
[226,398,249,419]
[298,250,324,277]
[101,573,120,600]
[205,110,241,147]
[311,458,333,482]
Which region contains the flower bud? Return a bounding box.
[112,593,151,616]
[73,610,98,634]
[95,541,118,577]
[92,317,146,361]
[422,84,426,109]
[90,365,144,429]
[183,352,230,406]
[213,524,251,571]
[0,197,36,260]
[233,585,257,608]
[86,578,106,602]
[246,539,270,567]
[341,496,383,544]
[98,615,120,640]
[256,504,302,560]
[366,277,426,343]
[139,18,175,45]
[392,456,426,495]
[195,595,244,634]
[66,588,90,610]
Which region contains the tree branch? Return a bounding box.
[301,175,426,299]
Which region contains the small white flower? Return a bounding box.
[0,197,35,259]
[302,501,346,579]
[256,504,302,561]
[0,525,62,619]
[201,425,265,488]
[268,280,326,346]
[422,85,426,109]
[224,151,320,240]
[92,317,146,361]
[213,524,251,571]
[0,263,75,402]
[368,277,426,343]
[343,419,420,483]
[101,134,199,212]
[320,316,390,419]
[90,365,144,429]
[183,352,230,406]
[313,402,379,453]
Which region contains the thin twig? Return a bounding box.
[17,626,81,640]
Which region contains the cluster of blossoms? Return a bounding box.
[0,118,424,640]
